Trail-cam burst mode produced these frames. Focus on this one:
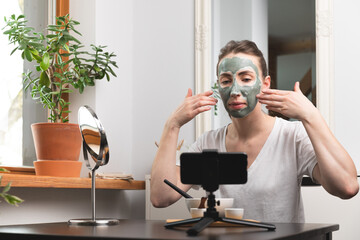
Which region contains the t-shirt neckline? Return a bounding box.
[221,117,279,172]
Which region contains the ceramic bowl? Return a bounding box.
[185,198,234,217]
[34,160,82,177]
[225,208,244,220]
[190,208,206,218]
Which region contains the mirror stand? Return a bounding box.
[68,143,120,226]
[68,105,120,226]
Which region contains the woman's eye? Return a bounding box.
[220,79,232,85]
[242,78,252,82]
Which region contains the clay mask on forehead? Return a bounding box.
[217,56,262,118]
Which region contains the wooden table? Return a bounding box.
[0,220,339,240]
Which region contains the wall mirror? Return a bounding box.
[195,0,334,138]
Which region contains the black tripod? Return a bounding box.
[165,192,276,236]
[167,150,276,236]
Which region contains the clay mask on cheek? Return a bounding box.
[217,57,262,118]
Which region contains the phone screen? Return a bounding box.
[180,150,248,186]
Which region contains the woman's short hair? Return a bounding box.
[217,40,268,79]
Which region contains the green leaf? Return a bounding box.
[2,183,11,193]
[27,42,45,48]
[93,65,101,72]
[39,71,50,87]
[107,66,116,77]
[33,54,42,62]
[62,43,70,52]
[10,47,18,56]
[3,29,16,34]
[40,52,50,71]
[70,26,81,36]
[29,48,39,55]
[29,49,43,62]
[46,34,58,39]
[3,194,24,206]
[79,83,84,93]
[24,48,33,62]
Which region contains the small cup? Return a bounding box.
[225,208,244,220]
[190,208,206,218]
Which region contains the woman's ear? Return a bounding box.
[262,76,271,90]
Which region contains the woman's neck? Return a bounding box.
[227,105,275,140]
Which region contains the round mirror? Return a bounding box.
[78,105,109,170]
[70,105,118,226]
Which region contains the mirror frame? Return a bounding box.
[78,105,109,171]
[194,0,334,138]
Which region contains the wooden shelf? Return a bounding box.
[0,173,145,190]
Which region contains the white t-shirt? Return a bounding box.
[178,117,317,223]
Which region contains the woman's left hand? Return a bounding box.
[256,82,317,121]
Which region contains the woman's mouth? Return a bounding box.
[228,101,247,110]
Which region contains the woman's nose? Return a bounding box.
[230,83,241,97]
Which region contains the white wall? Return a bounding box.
[0,188,131,225]
[300,1,360,239]
[302,180,360,240]
[333,0,360,172]
[70,0,195,219]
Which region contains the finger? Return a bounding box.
[257,93,285,102]
[187,95,217,107]
[266,105,286,114]
[198,95,218,102]
[261,88,290,95]
[193,105,212,115]
[294,82,307,98]
[185,88,193,98]
[259,100,283,108]
[193,100,218,109]
[198,90,214,97]
[294,82,303,94]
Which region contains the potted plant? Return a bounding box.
[2,14,117,176]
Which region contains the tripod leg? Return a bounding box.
[165,218,201,228]
[221,217,276,231]
[187,217,215,236]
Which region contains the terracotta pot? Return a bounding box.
[31,123,82,161]
[34,160,82,177]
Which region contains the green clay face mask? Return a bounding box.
[217,56,262,118]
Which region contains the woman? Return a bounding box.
[150,40,358,222]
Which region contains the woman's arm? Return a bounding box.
[150,89,217,207]
[257,82,359,199]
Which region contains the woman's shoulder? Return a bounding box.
[202,125,227,138]
[276,117,303,128]
[190,125,227,151]
[274,117,307,138]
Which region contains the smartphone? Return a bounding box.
[180,150,248,188]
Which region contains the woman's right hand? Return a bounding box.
[170,88,217,128]
[151,88,217,207]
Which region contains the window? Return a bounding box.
[0,0,52,167]
[0,1,24,166]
